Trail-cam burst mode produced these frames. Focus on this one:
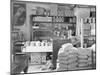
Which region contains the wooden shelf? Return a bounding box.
[31,14,76,17]
[32,21,76,24]
[32,15,76,25]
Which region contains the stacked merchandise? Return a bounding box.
[30,53,47,65]
[83,24,90,30]
[57,6,74,17]
[57,43,78,71]
[84,18,96,24]
[53,16,64,22]
[90,44,96,68]
[77,48,93,70]
[36,7,51,16]
[83,23,91,37]
[36,7,45,15]
[65,9,74,16]
[50,4,58,16]
[56,43,95,71]
[57,6,65,16]
[33,16,52,22]
[41,52,47,64]
[39,23,52,30]
[30,53,42,64]
[93,51,96,68]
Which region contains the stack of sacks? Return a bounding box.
[77,48,93,70]
[91,44,96,65]
[57,43,78,71]
[93,51,96,68]
[89,44,96,68]
[57,44,95,71]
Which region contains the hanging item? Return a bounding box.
[13,3,26,26]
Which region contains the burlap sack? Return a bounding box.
[67,57,78,64]
[77,48,92,56]
[62,43,73,51]
[67,67,78,71]
[64,49,78,54]
[76,66,93,70]
[58,57,68,61]
[58,57,77,64]
[78,55,88,59]
[78,59,88,63]
[78,62,88,67]
[59,63,67,68]
[58,52,68,57]
[88,57,92,61]
[58,62,78,71]
[58,52,77,58]
[57,68,67,71]
[67,62,78,68]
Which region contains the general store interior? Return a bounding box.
[11,1,96,74]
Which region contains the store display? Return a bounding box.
[30,53,42,64]
[11,1,96,74]
[41,52,47,63]
[57,6,65,16]
[33,16,52,22]
[82,17,96,47]
[53,16,64,22]
[36,7,51,16]
[36,7,45,15]
[83,24,90,29]
[84,18,96,24]
[65,9,74,16]
[37,23,52,30]
[22,41,53,52]
[29,53,47,64]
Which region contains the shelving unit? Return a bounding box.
[31,15,76,41]
[81,17,96,47]
[28,5,77,64]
